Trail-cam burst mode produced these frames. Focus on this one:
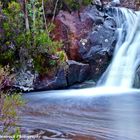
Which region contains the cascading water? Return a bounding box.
[102,7,140,88]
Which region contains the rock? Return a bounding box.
[54,5,117,82]
[66,60,90,85]
[34,68,67,91]
[68,80,96,89]
[55,9,93,61]
[34,60,91,90]
[78,14,117,80]
[14,69,37,91]
[103,17,116,29]
[83,45,106,61]
[85,5,104,23]
[134,66,140,88]
[120,0,136,9]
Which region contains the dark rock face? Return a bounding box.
[34,69,67,91]
[34,60,90,91]
[78,8,117,80]
[67,60,90,85]
[134,66,140,88]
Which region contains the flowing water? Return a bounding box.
[104,8,140,87]
[19,6,140,140]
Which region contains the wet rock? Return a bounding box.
[134,66,140,88]
[78,14,117,80]
[14,59,38,91]
[84,5,104,24]
[68,80,96,89]
[67,60,90,85]
[34,69,67,91]
[83,45,106,61]
[103,17,116,29]
[14,69,37,91]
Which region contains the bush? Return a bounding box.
[0,1,67,75]
[0,66,14,91]
[0,93,24,139]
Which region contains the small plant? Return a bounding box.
[0,65,14,91]
[57,50,68,64]
[62,0,93,10]
[0,93,25,139]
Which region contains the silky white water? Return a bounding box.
[103,8,140,88]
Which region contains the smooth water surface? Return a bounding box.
[19,88,140,140]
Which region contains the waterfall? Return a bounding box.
[103,8,140,88]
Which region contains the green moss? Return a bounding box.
[82,0,93,5]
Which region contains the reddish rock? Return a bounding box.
[120,0,136,9]
[54,10,93,61]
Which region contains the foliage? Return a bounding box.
[63,0,93,10]
[57,50,68,64]
[0,0,67,75]
[0,65,14,91]
[0,62,23,139]
[0,93,25,139]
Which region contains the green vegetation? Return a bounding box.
[0,67,23,140]
[0,66,24,139]
[0,93,24,140]
[63,0,92,10]
[0,0,67,75]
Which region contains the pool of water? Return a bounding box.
[19,87,140,140]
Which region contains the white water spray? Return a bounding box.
[104,8,140,87]
[112,0,120,4]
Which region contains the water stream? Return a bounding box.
[19,6,140,140]
[104,8,140,87]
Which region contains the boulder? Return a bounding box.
[14,59,38,91]
[67,60,90,85]
[14,69,37,91]
[34,60,90,90]
[34,68,67,91]
[54,8,94,60]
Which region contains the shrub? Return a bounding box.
[0,93,24,139]
[0,1,66,75]
[0,66,14,91]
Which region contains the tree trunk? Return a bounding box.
[24,0,30,31]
